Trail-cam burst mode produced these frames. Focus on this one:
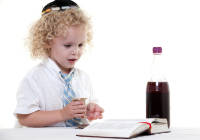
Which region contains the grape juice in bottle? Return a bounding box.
[146,47,170,127]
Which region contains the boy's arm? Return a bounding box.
[17,110,64,127]
[17,100,86,127]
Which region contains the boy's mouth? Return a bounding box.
[68,59,77,64]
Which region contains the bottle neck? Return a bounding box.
[153,53,162,67]
[149,53,167,82]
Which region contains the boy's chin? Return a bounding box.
[63,64,75,69]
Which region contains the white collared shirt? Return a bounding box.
[14,58,96,127]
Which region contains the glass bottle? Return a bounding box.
[146,47,170,127]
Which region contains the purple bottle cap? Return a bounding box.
[153,47,162,54]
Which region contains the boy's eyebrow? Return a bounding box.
[63,40,74,44]
[79,41,86,44]
[63,42,73,44]
[63,40,86,44]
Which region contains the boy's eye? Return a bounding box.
[79,43,84,47]
[64,44,72,48]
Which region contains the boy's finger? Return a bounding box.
[87,114,95,120]
[73,108,86,114]
[95,106,104,113]
[98,113,103,119]
[86,112,100,120]
[72,105,86,110]
[86,112,94,119]
[74,113,85,118]
[87,103,95,112]
[71,100,84,106]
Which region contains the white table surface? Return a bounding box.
[0,127,200,140]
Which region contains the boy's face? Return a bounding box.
[49,25,86,73]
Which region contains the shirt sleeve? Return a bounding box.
[14,77,41,115]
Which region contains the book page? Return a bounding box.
[86,121,141,130]
[77,120,149,138]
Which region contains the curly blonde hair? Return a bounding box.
[28,8,92,59]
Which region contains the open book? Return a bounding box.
[76,118,170,139]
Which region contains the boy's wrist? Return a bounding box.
[59,109,73,121]
[59,109,66,122]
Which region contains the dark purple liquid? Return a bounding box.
[146,82,170,127]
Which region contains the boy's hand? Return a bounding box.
[86,103,104,121]
[60,100,86,121]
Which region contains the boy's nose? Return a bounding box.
[71,47,79,55]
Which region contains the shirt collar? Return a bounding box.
[44,58,61,74]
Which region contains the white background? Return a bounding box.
[0,0,200,128]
